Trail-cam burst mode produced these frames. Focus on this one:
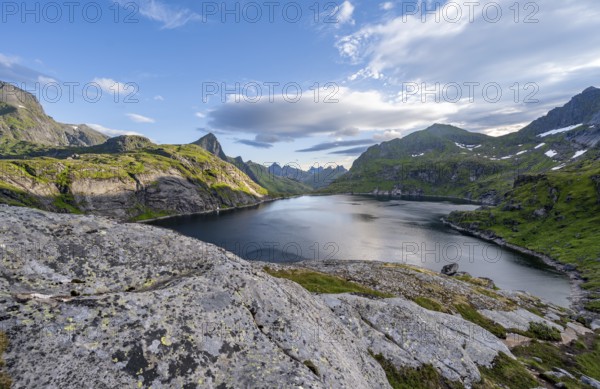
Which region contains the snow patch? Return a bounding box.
[71,126,78,130]
[538,124,582,138]
[572,150,588,159]
[411,153,425,157]
[552,164,566,171]
[545,150,558,158]
[18,105,26,108]
[516,150,528,156]
[534,143,546,149]
[455,143,481,151]
[501,155,513,160]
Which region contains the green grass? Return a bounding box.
[475,352,538,389]
[454,303,507,339]
[525,322,562,342]
[514,334,600,384]
[264,267,394,298]
[413,297,445,312]
[370,352,462,389]
[447,159,600,311]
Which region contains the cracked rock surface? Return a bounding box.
[1,206,515,388]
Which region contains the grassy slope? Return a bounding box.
[447,158,600,312]
[323,124,590,201]
[0,143,268,220]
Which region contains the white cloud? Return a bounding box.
[0,53,19,68]
[335,0,600,134]
[208,86,462,142]
[37,76,57,85]
[87,123,145,137]
[195,112,206,119]
[114,0,201,29]
[126,113,155,123]
[92,77,136,96]
[373,129,402,141]
[338,1,355,25]
[153,95,164,101]
[379,2,394,11]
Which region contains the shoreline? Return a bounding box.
[441,218,591,317]
[135,195,302,224]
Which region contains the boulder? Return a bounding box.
[441,263,459,276]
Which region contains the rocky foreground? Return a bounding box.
[0,205,599,388]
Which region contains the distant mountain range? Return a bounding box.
[326,87,600,204]
[192,133,348,193]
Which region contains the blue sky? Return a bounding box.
[2,0,600,169]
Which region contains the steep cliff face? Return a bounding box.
[0,142,267,220]
[0,81,108,146]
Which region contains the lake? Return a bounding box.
[150,194,572,307]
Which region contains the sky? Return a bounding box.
[1,0,600,169]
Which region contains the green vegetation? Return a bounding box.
[447,158,600,311]
[525,322,562,342]
[514,334,600,386]
[0,142,270,220]
[475,352,538,389]
[413,296,445,312]
[263,267,394,298]
[454,303,507,339]
[370,352,462,389]
[0,332,11,389]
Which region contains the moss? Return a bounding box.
[475,352,538,389]
[264,267,394,298]
[514,333,600,383]
[454,303,507,339]
[525,322,562,342]
[370,352,463,389]
[0,332,11,389]
[576,335,600,380]
[413,297,445,312]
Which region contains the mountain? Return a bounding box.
[326,88,600,203]
[191,134,316,195]
[446,157,600,315]
[191,133,228,161]
[229,159,313,195]
[268,163,348,189]
[520,86,600,137]
[0,81,108,146]
[0,140,267,221]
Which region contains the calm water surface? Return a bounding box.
[151,195,572,306]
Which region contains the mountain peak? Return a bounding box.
[521,86,600,135]
[191,133,227,161]
[0,81,108,146]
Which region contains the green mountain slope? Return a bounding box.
[0,141,267,221]
[326,88,600,203]
[446,156,600,313]
[192,133,314,195]
[0,81,108,146]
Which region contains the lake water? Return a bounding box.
[151,195,572,307]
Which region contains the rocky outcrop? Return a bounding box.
[192,133,228,161]
[0,206,531,388]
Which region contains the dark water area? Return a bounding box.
[151,195,572,306]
